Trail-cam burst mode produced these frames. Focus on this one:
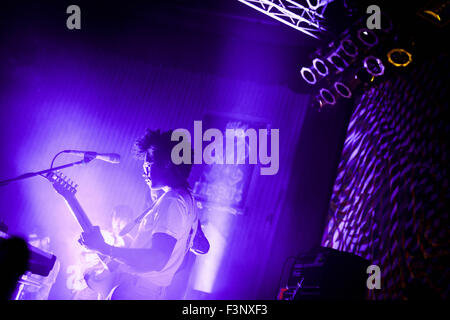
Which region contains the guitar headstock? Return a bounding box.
[46,171,78,199]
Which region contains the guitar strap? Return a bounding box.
[184,191,197,253]
[118,193,163,237]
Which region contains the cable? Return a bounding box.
[40,150,69,180]
[50,150,67,169]
[277,255,298,298]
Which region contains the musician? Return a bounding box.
[79,129,198,300]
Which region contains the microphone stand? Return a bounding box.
[0,155,95,187]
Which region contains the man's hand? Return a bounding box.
[79,226,108,254]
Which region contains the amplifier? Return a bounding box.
[0,231,56,277]
[281,246,370,300]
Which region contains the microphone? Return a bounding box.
[64,150,121,164]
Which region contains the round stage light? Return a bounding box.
[340,39,358,58]
[300,67,317,84]
[319,88,336,105]
[312,58,329,77]
[357,28,378,47]
[387,48,412,67]
[363,56,385,77]
[334,82,352,98]
[327,52,348,72]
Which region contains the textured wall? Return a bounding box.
[321,54,449,299]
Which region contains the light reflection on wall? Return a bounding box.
[190,119,256,294]
[191,209,231,293]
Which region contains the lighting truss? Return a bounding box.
[237,0,334,39]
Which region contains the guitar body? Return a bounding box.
[84,268,119,299]
[84,268,148,300]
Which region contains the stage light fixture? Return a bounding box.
[300,67,317,84]
[334,82,352,98]
[340,39,358,58]
[327,52,349,72]
[387,48,413,67]
[237,0,334,39]
[312,58,329,77]
[319,88,336,105]
[357,28,378,47]
[418,0,450,26]
[363,56,385,77]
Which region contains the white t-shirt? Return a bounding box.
[126,187,197,287]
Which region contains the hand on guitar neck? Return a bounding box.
[79,226,110,256]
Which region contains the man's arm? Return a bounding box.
[80,227,176,272]
[107,233,176,272]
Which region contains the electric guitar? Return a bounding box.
[45,171,128,299]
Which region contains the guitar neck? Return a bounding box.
[63,196,94,232]
[64,196,118,270]
[46,172,116,270]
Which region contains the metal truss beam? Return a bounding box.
[237,0,333,39]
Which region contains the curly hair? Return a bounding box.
[133,129,193,187]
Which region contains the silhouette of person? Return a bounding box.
[0,236,30,300]
[18,233,60,300]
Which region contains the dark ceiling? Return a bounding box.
[1,0,446,95]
